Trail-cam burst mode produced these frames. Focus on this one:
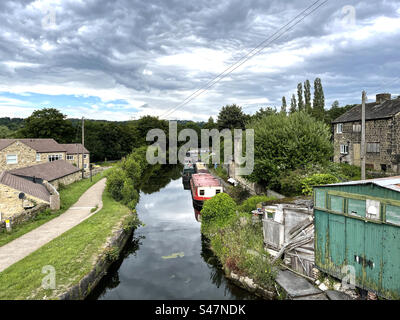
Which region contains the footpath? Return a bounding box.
[0,178,107,273]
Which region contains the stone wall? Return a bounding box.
[0,183,48,221]
[37,152,67,164]
[0,203,49,232]
[51,171,82,189]
[0,141,37,171]
[333,118,398,172]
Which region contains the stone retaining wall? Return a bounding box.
[0,203,49,232]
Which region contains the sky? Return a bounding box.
[0,0,399,121]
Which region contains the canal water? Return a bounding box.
[89,166,257,300]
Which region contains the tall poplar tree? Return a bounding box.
[304,79,312,114]
[297,83,304,112]
[281,96,287,115]
[290,94,297,114]
[313,78,325,121]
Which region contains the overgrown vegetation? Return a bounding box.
[201,193,278,293]
[238,195,276,213]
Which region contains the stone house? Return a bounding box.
[332,93,400,173]
[0,171,51,220]
[0,139,67,171]
[59,143,90,171]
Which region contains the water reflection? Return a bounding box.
[88,165,257,300]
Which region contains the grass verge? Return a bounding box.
[0,190,137,300]
[0,169,111,247]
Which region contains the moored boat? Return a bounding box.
[182,163,195,189]
[190,173,223,211]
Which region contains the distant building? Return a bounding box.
[0,139,90,172]
[332,93,400,173]
[59,143,90,171]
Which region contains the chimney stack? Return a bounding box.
[376,93,391,104]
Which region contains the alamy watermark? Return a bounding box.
[145,121,255,176]
[42,265,56,290]
[41,5,57,29]
[341,5,356,27]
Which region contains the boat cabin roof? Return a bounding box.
[192,173,221,187]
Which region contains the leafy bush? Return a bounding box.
[106,167,126,201]
[246,112,333,186]
[301,173,339,195]
[238,195,276,213]
[214,165,228,181]
[201,193,237,236]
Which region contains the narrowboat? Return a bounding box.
[190,173,223,211]
[182,163,195,189]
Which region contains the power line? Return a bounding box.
[160,0,329,119]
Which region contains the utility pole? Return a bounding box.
[361,91,366,180]
[81,116,85,179]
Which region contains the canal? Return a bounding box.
[88,166,257,300]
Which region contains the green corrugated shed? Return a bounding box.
[314,176,400,299]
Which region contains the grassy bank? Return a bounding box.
[0,169,110,247]
[0,190,138,300]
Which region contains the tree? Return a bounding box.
[313,78,325,121]
[297,83,304,111]
[252,107,277,120]
[325,102,355,125]
[0,125,12,138]
[281,96,287,115]
[217,104,247,130]
[203,117,218,130]
[304,80,312,114]
[246,112,333,186]
[290,94,297,114]
[17,108,74,143]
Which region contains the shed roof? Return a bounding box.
[332,99,400,124]
[0,171,50,202]
[9,160,80,182]
[0,139,66,153]
[316,176,400,193]
[58,143,89,154]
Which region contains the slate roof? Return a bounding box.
[59,143,89,154]
[9,160,80,182]
[0,171,50,202]
[332,99,400,124]
[0,139,67,153]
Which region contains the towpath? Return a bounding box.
[0,178,106,273]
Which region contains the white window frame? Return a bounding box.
[83,154,87,159]
[48,154,63,162]
[340,144,349,155]
[67,155,74,161]
[337,123,343,133]
[353,124,361,132]
[6,154,18,164]
[84,163,87,169]
[367,143,380,153]
[36,153,41,162]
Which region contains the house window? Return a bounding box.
[337,123,343,133]
[6,154,17,164]
[340,144,349,154]
[48,154,63,162]
[199,189,205,196]
[83,154,87,159]
[367,143,380,153]
[67,155,74,160]
[216,189,221,194]
[353,124,361,132]
[84,163,87,169]
[36,153,41,162]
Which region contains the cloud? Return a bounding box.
[0,0,399,121]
